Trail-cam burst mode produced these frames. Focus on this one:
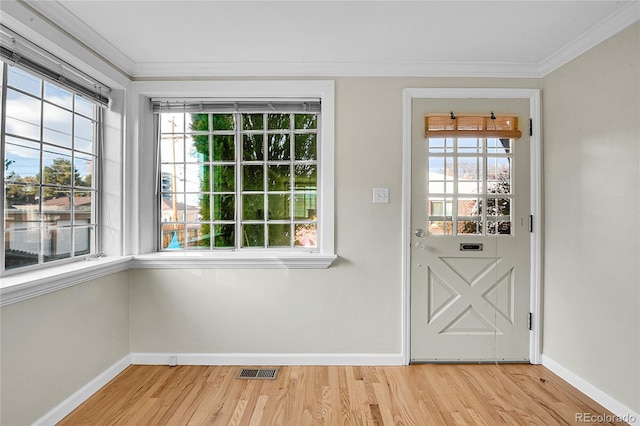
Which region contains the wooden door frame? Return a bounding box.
[402,88,543,365]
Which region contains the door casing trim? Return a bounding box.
[401,88,543,365]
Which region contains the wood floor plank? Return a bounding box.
[59,364,622,425]
[185,367,234,425]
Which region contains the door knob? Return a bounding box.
[414,228,426,237]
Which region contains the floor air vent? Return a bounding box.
[237,368,279,380]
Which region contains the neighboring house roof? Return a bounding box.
[8,196,92,211]
[43,196,92,208]
[161,199,199,212]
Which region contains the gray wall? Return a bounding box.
[129,77,540,355]
[1,22,638,425]
[0,272,131,425]
[541,22,640,412]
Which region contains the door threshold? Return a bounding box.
[411,359,530,364]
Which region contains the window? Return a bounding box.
[156,103,320,251]
[2,63,100,272]
[425,113,521,236]
[427,136,514,236]
[132,81,335,268]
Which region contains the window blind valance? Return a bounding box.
[425,114,522,139]
[151,98,321,114]
[0,24,111,107]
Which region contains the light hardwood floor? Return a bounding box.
[58,364,621,425]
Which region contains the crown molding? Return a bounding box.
[130,2,640,79]
[537,1,640,77]
[11,0,135,77]
[131,60,544,79]
[7,0,640,80]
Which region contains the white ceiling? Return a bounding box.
[19,0,640,78]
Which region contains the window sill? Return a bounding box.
[0,252,338,306]
[0,256,133,307]
[132,252,338,269]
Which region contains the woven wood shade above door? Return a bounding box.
[425,114,522,139]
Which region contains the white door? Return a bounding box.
[410,98,531,362]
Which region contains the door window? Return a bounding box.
[427,137,513,236]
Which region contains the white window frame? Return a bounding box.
[0,74,130,306]
[0,8,129,307]
[131,80,336,269]
[401,87,543,365]
[1,62,103,275]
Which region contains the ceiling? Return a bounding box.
[16,1,640,78]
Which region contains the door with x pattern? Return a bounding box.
[410,97,531,362]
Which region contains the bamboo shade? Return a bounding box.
[425,114,522,139]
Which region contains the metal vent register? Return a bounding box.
[237,368,279,380]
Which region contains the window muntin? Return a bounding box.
[427,137,513,236]
[3,63,99,272]
[159,111,319,251]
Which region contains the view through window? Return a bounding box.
[2,63,98,271]
[158,111,318,250]
[427,137,513,235]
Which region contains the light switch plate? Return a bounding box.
[373,187,389,203]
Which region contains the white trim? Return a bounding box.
[5,0,639,79]
[132,80,336,262]
[112,2,640,79]
[0,1,131,87]
[401,88,543,365]
[537,2,640,77]
[528,92,543,364]
[542,355,640,423]
[0,256,132,307]
[32,355,131,426]
[131,61,546,79]
[130,3,638,81]
[131,352,403,366]
[26,352,639,425]
[401,89,414,366]
[9,0,135,78]
[132,252,337,269]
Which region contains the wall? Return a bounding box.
[1,0,637,418]
[542,23,640,412]
[0,4,133,423]
[0,272,131,425]
[129,77,540,357]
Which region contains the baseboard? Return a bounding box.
[29,353,637,425]
[29,352,400,425]
[130,352,404,366]
[541,354,640,424]
[33,354,131,425]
